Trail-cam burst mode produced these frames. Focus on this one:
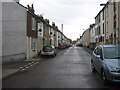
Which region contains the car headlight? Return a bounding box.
[108,66,120,72]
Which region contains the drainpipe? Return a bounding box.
[118,1,120,67]
[118,1,120,44]
[117,1,120,68]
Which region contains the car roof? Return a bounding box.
[99,44,120,48]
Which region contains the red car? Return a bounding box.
[58,44,66,49]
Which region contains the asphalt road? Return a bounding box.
[2,46,120,88]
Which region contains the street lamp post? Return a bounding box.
[100,4,106,6]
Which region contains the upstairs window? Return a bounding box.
[103,10,104,20]
[32,18,36,30]
[103,23,105,34]
[99,15,100,23]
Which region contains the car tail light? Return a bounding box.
[49,50,53,52]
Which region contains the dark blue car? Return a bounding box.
[91,45,120,84]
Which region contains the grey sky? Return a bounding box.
[20,0,108,40]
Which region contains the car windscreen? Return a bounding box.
[103,47,120,59]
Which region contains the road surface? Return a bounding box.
[2,46,120,88]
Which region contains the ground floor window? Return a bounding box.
[31,39,36,51]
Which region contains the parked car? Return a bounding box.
[76,44,82,47]
[41,46,57,57]
[91,45,120,84]
[58,44,66,49]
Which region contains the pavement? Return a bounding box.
[2,56,42,80]
[1,48,63,79]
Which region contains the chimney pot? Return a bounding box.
[31,4,34,9]
[27,5,30,8]
[52,22,55,26]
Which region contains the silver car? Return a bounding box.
[91,45,120,84]
[41,46,57,57]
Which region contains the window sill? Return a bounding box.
[32,49,36,51]
[32,29,36,31]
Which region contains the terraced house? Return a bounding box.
[37,15,44,56]
[81,0,120,49]
[95,0,120,45]
[26,4,38,60]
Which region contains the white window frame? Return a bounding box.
[32,18,36,31]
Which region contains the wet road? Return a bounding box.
[2,46,120,88]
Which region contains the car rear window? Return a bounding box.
[43,46,52,51]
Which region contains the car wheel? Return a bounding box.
[101,70,109,84]
[55,53,57,56]
[52,53,56,57]
[40,53,44,57]
[91,61,96,73]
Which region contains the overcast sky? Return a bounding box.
[20,0,108,40]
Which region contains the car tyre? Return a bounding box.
[101,70,109,85]
[52,53,56,57]
[91,61,96,73]
[55,53,57,56]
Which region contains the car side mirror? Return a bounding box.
[97,55,103,60]
[96,55,101,58]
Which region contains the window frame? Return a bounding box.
[31,39,36,51]
[32,17,36,31]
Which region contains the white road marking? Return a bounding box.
[64,48,72,55]
[35,61,38,64]
[28,63,32,65]
[32,62,34,64]
[30,65,33,66]
[19,61,39,71]
[21,68,25,71]
[19,67,23,69]
[25,65,28,67]
[25,67,29,69]
[32,63,36,66]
